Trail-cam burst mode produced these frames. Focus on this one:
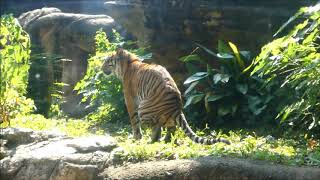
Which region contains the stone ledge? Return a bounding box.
[103,157,320,180]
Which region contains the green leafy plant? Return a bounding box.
[74,29,126,126]
[181,41,271,126]
[0,14,34,125]
[252,4,320,137]
[48,82,68,118]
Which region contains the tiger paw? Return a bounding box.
[133,132,142,140]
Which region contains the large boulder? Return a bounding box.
[18,7,123,117]
[0,128,118,180]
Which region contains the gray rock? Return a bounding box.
[0,128,118,180]
[108,147,126,165]
[102,157,320,180]
[0,127,67,147]
[50,162,101,180]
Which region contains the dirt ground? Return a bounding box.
[102,157,320,180]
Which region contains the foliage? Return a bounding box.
[252,4,320,137]
[181,41,271,126]
[0,14,34,125]
[74,29,127,126]
[75,29,151,127]
[48,82,68,118]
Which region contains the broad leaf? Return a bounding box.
[308,119,316,130]
[228,42,245,70]
[213,73,231,84]
[184,94,205,108]
[184,81,199,95]
[184,72,208,85]
[217,53,234,59]
[206,94,225,102]
[278,106,293,123]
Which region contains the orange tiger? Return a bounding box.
[102,48,230,145]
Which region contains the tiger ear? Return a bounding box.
[116,48,125,55]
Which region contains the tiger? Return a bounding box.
[102,48,230,145]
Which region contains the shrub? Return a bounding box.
[0,14,34,126]
[252,4,320,137]
[181,41,272,127]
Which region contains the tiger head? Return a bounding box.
[102,48,125,75]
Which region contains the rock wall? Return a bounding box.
[103,0,316,78]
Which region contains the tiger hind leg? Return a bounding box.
[164,126,176,143]
[151,124,162,143]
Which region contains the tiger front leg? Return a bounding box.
[130,112,142,140]
[124,92,142,140]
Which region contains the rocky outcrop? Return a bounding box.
[1,127,320,180]
[0,128,118,180]
[18,7,123,117]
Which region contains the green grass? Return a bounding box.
[115,129,320,167]
[7,114,105,137]
[4,114,320,167]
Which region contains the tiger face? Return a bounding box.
[102,53,116,75]
[102,49,128,76]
